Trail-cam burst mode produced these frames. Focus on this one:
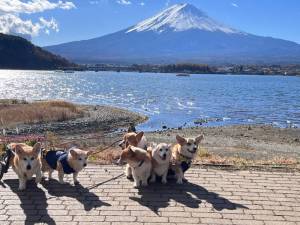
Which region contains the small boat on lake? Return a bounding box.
[64,70,75,73]
[176,73,190,77]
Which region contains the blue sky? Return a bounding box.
[1,0,300,46]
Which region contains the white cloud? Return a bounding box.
[140,2,145,6]
[231,3,239,8]
[0,0,75,14]
[117,0,131,5]
[0,0,75,39]
[39,17,59,32]
[0,14,59,37]
[0,14,40,36]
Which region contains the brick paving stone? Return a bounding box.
[0,165,299,225]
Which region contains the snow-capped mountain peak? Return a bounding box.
[127,3,241,34]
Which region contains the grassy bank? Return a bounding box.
[0,99,84,128]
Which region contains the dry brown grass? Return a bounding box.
[195,147,299,167]
[88,147,121,164]
[0,100,84,127]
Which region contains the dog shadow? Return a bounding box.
[130,179,248,214]
[41,179,111,211]
[5,179,56,225]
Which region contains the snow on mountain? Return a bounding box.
[45,3,300,64]
[127,3,241,34]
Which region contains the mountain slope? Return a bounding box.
[45,3,300,64]
[0,33,75,69]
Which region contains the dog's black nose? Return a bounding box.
[162,154,167,160]
[26,165,31,170]
[193,147,197,151]
[83,163,87,167]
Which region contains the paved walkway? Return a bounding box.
[0,165,300,225]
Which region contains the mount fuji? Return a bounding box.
[45,3,300,64]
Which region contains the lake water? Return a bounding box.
[0,70,299,131]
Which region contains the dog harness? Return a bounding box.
[133,160,144,168]
[168,152,192,176]
[43,150,75,174]
[177,153,192,173]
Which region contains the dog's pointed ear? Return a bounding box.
[195,135,204,144]
[14,144,24,155]
[136,132,144,143]
[167,144,172,149]
[176,135,187,145]
[32,142,41,154]
[69,149,78,158]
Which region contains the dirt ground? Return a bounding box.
[65,124,300,168]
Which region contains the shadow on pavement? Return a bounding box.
[41,179,111,211]
[130,180,248,214]
[5,179,56,225]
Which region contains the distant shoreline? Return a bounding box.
[85,63,300,76]
[1,63,300,76]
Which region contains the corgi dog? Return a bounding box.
[171,135,204,184]
[119,131,148,179]
[8,143,42,190]
[119,131,147,150]
[149,143,172,184]
[42,147,91,184]
[118,146,152,188]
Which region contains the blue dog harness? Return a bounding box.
[44,150,75,174]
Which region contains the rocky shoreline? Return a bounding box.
[1,102,299,166]
[146,125,300,161]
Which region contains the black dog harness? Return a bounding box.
[43,150,75,174]
[177,153,192,173]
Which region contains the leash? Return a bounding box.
[88,139,123,156]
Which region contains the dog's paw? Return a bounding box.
[141,181,148,187]
[176,179,183,184]
[18,186,26,191]
[161,179,167,184]
[133,181,140,188]
[149,177,156,183]
[59,180,66,184]
[35,177,42,184]
[126,175,133,180]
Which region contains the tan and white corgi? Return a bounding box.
[119,131,148,179]
[149,143,172,184]
[119,131,147,150]
[8,143,42,190]
[42,147,91,184]
[171,135,204,184]
[118,145,152,188]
